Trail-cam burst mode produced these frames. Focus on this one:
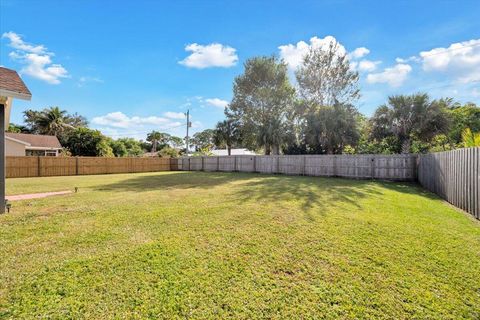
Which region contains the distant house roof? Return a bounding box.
[210,148,257,156]
[143,152,159,157]
[5,132,62,149]
[0,67,32,100]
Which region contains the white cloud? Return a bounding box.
[2,31,47,54]
[179,43,238,69]
[349,47,370,59]
[366,63,412,87]
[205,98,229,108]
[279,36,375,72]
[420,39,480,83]
[354,59,381,72]
[92,112,193,139]
[164,111,185,119]
[2,32,68,84]
[78,76,103,87]
[92,112,173,129]
[279,35,348,70]
[395,56,420,64]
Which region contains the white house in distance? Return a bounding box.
[210,148,257,156]
[6,132,62,156]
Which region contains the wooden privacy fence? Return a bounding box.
[7,151,479,219]
[175,154,417,181]
[418,147,479,219]
[6,156,171,178]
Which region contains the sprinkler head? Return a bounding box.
[4,200,11,213]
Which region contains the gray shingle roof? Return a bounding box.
[6,132,62,149]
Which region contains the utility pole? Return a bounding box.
[185,110,191,156]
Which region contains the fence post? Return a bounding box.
[370,157,375,179]
[302,155,306,176]
[75,157,79,176]
[202,157,205,171]
[333,155,337,177]
[234,156,238,172]
[253,156,257,172]
[37,156,41,177]
[216,156,219,171]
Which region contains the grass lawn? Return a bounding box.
[1,172,479,319]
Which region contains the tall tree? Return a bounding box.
[191,129,215,152]
[370,93,450,153]
[227,56,295,155]
[110,138,144,157]
[304,103,360,154]
[23,107,87,144]
[448,102,480,144]
[213,119,241,155]
[295,40,360,107]
[24,107,87,135]
[168,136,184,149]
[146,131,171,152]
[64,127,113,157]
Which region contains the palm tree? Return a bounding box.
[257,118,285,155]
[34,107,74,136]
[146,131,171,152]
[462,128,480,147]
[370,94,450,153]
[213,119,240,155]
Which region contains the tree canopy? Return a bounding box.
[369,94,451,153]
[295,41,360,107]
[227,56,295,155]
[213,119,241,155]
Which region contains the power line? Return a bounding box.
[105,123,186,138]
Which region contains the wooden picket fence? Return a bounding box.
[6,156,171,178]
[418,147,479,219]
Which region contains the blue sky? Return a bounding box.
[1,0,479,140]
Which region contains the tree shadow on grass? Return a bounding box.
[228,175,384,212]
[94,171,243,192]
[94,171,416,214]
[374,180,438,200]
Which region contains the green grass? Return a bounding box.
[1,172,479,319]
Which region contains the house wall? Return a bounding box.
[6,138,26,156]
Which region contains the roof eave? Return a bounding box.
[0,88,32,101]
[25,146,62,150]
[5,136,31,146]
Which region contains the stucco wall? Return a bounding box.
[6,139,26,156]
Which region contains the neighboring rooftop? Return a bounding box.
[0,67,32,100]
[5,132,62,149]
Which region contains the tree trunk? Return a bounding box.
[401,139,411,154]
[265,145,271,155]
[228,145,231,156]
[152,140,157,152]
[272,145,280,155]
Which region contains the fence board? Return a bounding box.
[418,147,479,219]
[6,156,171,178]
[6,157,39,178]
[180,154,417,181]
